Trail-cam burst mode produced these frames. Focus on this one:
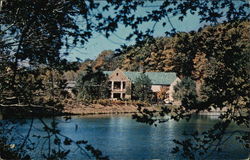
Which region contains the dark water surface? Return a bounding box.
[6,114,250,160]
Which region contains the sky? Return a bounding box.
[64,2,214,62]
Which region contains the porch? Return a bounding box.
[110,81,130,99]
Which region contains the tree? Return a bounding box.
[132,73,153,102]
[76,66,110,100]
[0,0,90,106]
[173,77,197,108]
[92,50,115,71]
[164,32,196,76]
[156,87,169,102]
[122,37,174,72]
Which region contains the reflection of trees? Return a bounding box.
[166,116,248,159]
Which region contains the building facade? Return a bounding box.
[104,68,179,101]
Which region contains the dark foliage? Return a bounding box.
[76,66,110,100]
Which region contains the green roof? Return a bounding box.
[104,71,177,85]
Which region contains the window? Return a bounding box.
[114,81,121,89]
[113,93,121,99]
[116,73,118,76]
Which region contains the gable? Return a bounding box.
[104,69,130,81]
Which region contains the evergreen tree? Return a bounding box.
[132,73,153,102]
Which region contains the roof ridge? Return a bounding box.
[104,70,177,85]
[104,70,175,73]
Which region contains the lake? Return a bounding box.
[2,114,249,160]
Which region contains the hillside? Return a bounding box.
[64,20,249,81]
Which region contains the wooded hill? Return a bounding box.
[63,20,250,80]
[67,20,249,79]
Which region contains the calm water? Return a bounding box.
[4,114,250,160]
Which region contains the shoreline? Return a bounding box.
[0,103,227,119]
[0,103,157,118]
[64,103,142,115]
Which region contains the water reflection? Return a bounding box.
[3,114,249,160]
